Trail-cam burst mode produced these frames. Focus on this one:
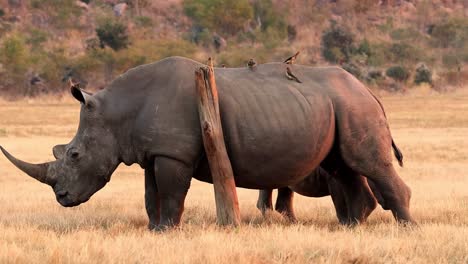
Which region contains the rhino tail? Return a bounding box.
[392,139,403,167]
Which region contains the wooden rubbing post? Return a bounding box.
[195,62,241,227]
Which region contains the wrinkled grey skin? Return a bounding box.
[257,167,383,225]
[0,56,414,230]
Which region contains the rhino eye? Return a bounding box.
[67,149,80,160]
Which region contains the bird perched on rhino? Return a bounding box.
[247,59,257,70]
[68,78,82,91]
[286,67,302,83]
[284,51,300,64]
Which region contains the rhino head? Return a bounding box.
[0,85,120,207]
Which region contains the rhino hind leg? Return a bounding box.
[274,187,297,222]
[326,166,377,225]
[339,131,415,224]
[145,161,160,230]
[152,156,192,231]
[363,166,414,224]
[327,176,349,224]
[257,189,274,216]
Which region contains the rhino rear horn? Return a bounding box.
[53,144,67,160]
[0,146,56,186]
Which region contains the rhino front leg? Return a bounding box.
[152,156,192,231]
[368,179,389,210]
[145,161,160,230]
[257,189,273,216]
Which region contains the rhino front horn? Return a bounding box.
[0,146,56,186]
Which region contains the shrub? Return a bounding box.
[367,69,384,83]
[29,0,83,29]
[366,42,392,66]
[368,70,383,79]
[430,18,468,48]
[258,26,286,50]
[217,45,272,67]
[188,26,212,47]
[323,46,346,64]
[287,25,297,42]
[414,64,432,85]
[353,0,376,13]
[96,18,130,51]
[462,47,468,63]
[390,28,423,41]
[26,29,49,49]
[389,42,423,64]
[134,16,153,28]
[377,16,394,34]
[440,70,462,87]
[66,38,199,87]
[34,49,71,92]
[127,0,151,10]
[357,39,371,57]
[342,62,362,79]
[386,65,409,83]
[143,39,198,61]
[183,0,253,35]
[253,0,287,40]
[442,54,461,70]
[321,25,354,63]
[0,33,29,73]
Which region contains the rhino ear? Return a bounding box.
[70,80,92,104]
[53,144,67,159]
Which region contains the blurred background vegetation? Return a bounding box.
[0,0,467,97]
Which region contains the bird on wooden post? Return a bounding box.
[284,51,300,64]
[206,57,214,69]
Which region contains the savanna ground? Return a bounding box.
[0,88,467,263]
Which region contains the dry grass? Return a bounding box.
[1,91,468,264]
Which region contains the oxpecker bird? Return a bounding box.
[68,78,80,90]
[284,51,300,64]
[286,67,302,83]
[247,59,256,70]
[206,57,214,68]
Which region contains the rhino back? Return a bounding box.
[212,65,336,188]
[100,57,338,189]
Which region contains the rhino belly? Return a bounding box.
[193,98,335,189]
[289,167,331,197]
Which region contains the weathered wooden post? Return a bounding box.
[195,61,241,227]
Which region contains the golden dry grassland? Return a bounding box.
[0,89,467,263]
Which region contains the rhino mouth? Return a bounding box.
[54,189,89,207]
